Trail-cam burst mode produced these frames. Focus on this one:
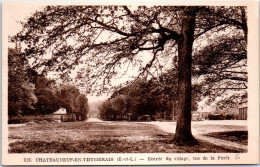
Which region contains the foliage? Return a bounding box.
[35,88,59,114]
[26,73,60,115]
[75,94,89,120]
[31,76,90,119]
[99,100,114,120]
[193,34,247,108]
[100,71,202,121]
[8,48,37,117]
[56,84,80,113]
[56,84,89,120]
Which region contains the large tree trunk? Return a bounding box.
[173,9,197,145]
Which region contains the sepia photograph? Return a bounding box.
[2,1,259,165]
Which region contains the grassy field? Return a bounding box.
[9,121,247,153]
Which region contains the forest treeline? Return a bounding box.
[8,48,89,123]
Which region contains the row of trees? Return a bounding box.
[13,5,248,145]
[8,48,89,121]
[99,70,200,121]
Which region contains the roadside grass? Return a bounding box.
[204,131,248,145]
[9,122,246,153]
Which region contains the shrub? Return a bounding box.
[208,114,225,120]
[8,115,57,124]
[225,114,234,120]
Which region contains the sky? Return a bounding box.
[7,3,45,36]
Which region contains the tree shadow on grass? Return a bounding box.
[158,138,246,153]
[204,131,248,145]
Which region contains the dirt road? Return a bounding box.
[85,117,104,122]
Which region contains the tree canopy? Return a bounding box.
[193,34,247,108]
[14,6,246,91]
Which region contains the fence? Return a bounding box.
[238,107,247,120]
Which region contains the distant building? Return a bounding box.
[191,111,203,121]
[238,100,247,120]
[53,108,67,121]
[53,108,66,115]
[196,111,211,120]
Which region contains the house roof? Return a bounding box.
[53,108,66,115]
